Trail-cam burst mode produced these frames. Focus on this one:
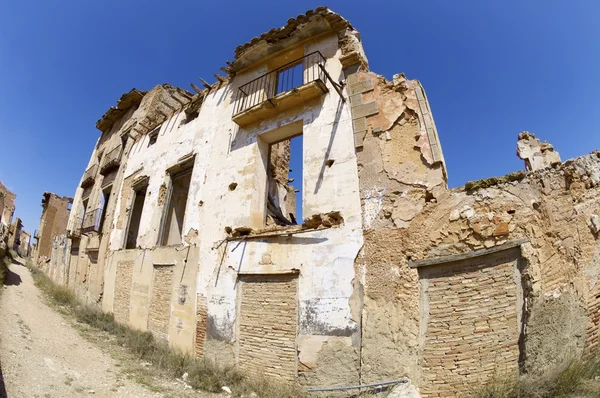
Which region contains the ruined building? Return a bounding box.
[0,181,16,228]
[33,192,72,266]
[40,8,600,396]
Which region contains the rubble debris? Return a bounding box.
[303,211,343,229]
[231,227,253,237]
[464,171,527,191]
[517,131,562,171]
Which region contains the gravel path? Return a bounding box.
[0,259,167,398]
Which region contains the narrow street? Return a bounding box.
[0,259,164,398]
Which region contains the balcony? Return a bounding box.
[80,164,98,189]
[82,208,102,234]
[100,145,123,175]
[67,216,83,238]
[232,51,328,127]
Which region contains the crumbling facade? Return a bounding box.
[0,181,15,228]
[33,192,72,267]
[41,8,600,397]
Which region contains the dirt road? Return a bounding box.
[0,259,171,398]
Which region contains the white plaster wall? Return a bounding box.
[79,32,364,357]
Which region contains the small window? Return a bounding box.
[125,185,147,249]
[160,168,193,246]
[120,133,129,158]
[266,135,302,226]
[148,128,159,146]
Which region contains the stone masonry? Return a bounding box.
[37,7,600,396]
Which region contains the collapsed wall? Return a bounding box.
[356,97,600,395]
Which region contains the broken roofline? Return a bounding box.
[228,6,353,73]
[95,8,353,131]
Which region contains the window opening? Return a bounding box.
[266,134,302,226]
[148,128,159,146]
[99,186,111,232]
[125,185,147,249]
[160,168,193,246]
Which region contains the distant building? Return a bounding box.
[0,181,15,228]
[33,192,72,265]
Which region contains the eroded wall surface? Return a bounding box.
[0,181,16,227]
[34,193,72,266]
[358,145,600,394]
[37,6,600,396]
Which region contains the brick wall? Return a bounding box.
[195,294,208,357]
[239,274,298,381]
[420,251,520,397]
[586,282,600,352]
[148,265,174,340]
[114,261,134,324]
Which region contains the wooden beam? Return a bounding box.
[408,238,529,268]
[190,83,203,95]
[199,78,212,90]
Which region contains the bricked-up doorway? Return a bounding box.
[237,273,298,381]
[148,264,174,340]
[414,245,524,398]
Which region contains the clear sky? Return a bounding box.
[1,0,599,233]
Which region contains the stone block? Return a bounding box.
[349,93,363,106]
[349,79,374,95]
[352,101,378,119]
[353,117,367,132]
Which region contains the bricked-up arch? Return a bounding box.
[412,243,525,397]
[237,272,298,381]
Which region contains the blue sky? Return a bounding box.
[1,0,599,232]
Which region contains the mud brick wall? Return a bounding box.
[586,282,600,352]
[114,261,134,324]
[419,251,521,398]
[238,274,297,381]
[195,294,207,357]
[148,265,174,340]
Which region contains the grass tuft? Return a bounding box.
[25,260,307,398]
[472,355,600,398]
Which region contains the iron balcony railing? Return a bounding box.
[80,164,98,188]
[233,51,327,116]
[67,215,83,238]
[100,145,123,175]
[82,208,102,234]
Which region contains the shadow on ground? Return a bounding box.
[0,358,6,398]
[4,266,21,286]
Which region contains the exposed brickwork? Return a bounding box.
[586,282,600,352]
[239,274,297,381]
[148,265,174,340]
[34,192,72,264]
[420,252,520,397]
[114,261,134,324]
[195,294,208,357]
